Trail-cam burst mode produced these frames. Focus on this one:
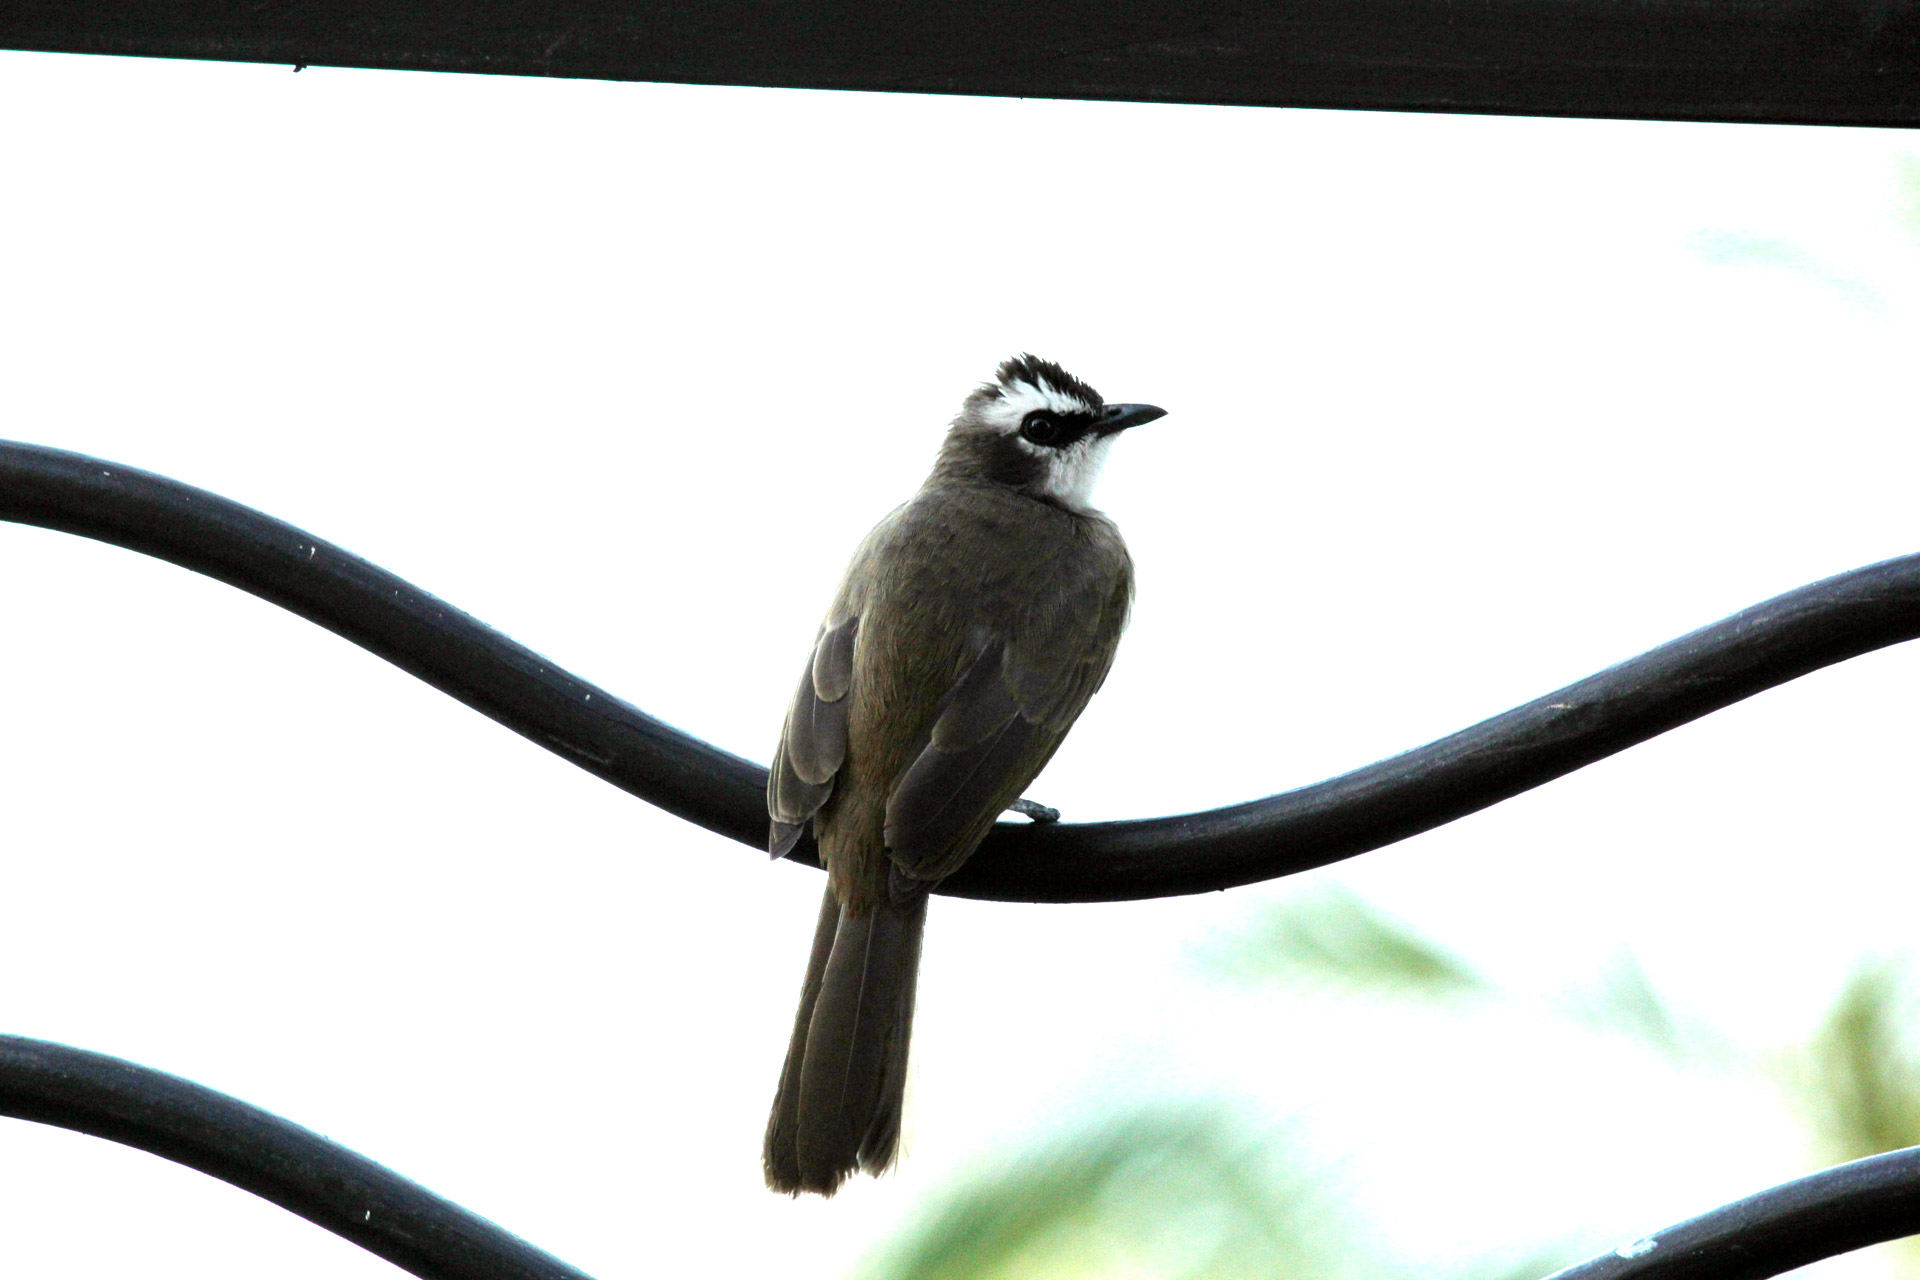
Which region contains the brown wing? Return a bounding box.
[882,570,1132,895]
[767,615,858,858]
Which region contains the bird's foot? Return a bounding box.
[1007,797,1060,823]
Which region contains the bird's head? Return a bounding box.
[936,354,1165,511]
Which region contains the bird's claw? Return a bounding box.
[1007,798,1060,823]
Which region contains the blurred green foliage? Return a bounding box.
[860,1108,1327,1280]
[1684,229,1881,307]
[1799,957,1920,1164]
[1897,155,1920,241]
[860,888,1920,1280]
[1198,884,1484,997]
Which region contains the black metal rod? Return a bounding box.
[0,1035,596,1280]
[5,439,1920,904]
[4,1026,1918,1280]
[1545,1146,1920,1280]
[0,440,773,847]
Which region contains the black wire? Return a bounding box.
[5,1026,1920,1280]
[0,1036,596,1280]
[6,439,1919,904]
[0,440,770,846]
[1546,1145,1920,1280]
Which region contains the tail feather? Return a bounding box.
[763,890,841,1192]
[764,888,928,1196]
[855,903,922,1171]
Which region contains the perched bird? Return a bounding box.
[764,355,1164,1196]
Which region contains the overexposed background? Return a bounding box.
[2,46,1919,1278]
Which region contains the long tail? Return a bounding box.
[764,887,928,1195]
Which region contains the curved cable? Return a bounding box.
[6,439,1920,903]
[0,1035,596,1280]
[4,1027,1918,1280]
[1547,1145,1920,1280]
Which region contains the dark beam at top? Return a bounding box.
[2,0,1918,127]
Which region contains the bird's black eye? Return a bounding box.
[1020,410,1067,447]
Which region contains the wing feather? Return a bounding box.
[883,569,1131,891]
[883,644,1034,882]
[768,615,859,857]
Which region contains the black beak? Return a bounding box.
[1096,403,1167,435]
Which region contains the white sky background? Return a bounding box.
[2,46,1919,1279]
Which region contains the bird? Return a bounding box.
[763,354,1164,1196]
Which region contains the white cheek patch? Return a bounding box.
[1035,433,1116,510]
[980,378,1096,434]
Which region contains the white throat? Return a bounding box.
[1034,433,1115,511]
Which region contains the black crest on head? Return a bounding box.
[989,354,1105,411]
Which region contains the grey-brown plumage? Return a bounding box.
[764,356,1163,1196]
